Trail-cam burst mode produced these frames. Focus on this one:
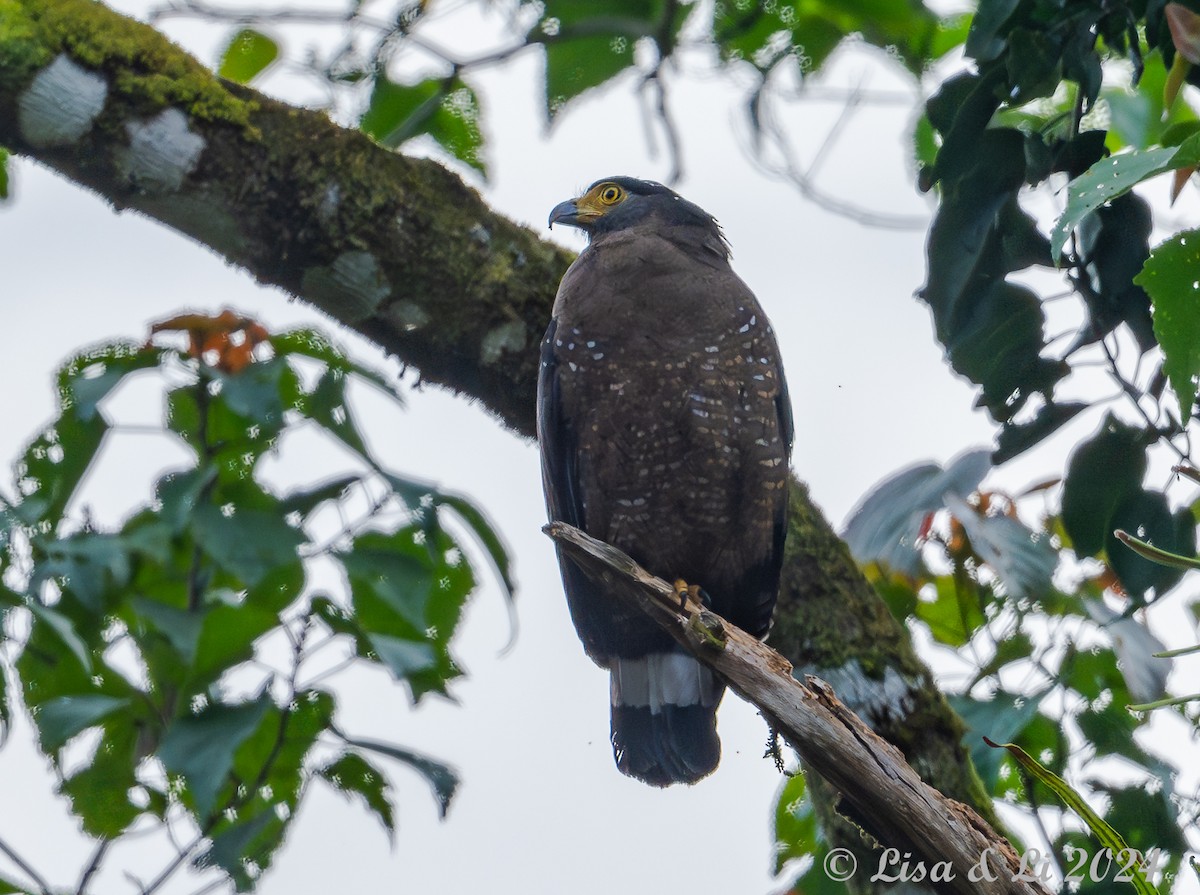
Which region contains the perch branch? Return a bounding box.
[544,521,1051,895]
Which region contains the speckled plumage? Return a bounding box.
[538,177,793,786]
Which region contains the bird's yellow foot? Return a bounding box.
[672,579,704,612]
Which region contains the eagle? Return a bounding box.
[538,176,793,786]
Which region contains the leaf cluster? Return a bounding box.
[815,447,1191,893]
[198,0,959,180]
[0,317,511,892]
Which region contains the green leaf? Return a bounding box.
[213,357,294,430]
[1060,415,1147,557]
[915,575,987,647]
[1007,27,1062,102]
[361,77,485,174]
[1064,643,1132,705]
[1077,704,1151,767]
[338,733,458,818]
[986,740,1159,895]
[195,809,278,891]
[269,329,404,402]
[944,280,1067,421]
[1051,145,1188,261]
[36,694,129,751]
[59,343,161,423]
[0,146,9,200]
[773,772,817,874]
[437,493,515,601]
[964,0,1021,62]
[198,692,331,889]
[342,542,434,631]
[11,408,108,527]
[365,632,438,680]
[993,401,1087,464]
[1091,783,1187,854]
[533,0,659,118]
[0,873,32,895]
[542,34,633,119]
[131,597,206,665]
[158,696,273,821]
[277,474,359,519]
[61,720,142,837]
[218,28,279,84]
[27,603,93,675]
[192,503,303,588]
[1136,229,1200,420]
[318,752,395,839]
[304,368,370,458]
[190,600,281,690]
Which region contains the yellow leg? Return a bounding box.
[672,578,703,611]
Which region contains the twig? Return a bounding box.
[0,834,52,895]
[744,80,928,230]
[543,521,1053,895]
[76,838,111,895]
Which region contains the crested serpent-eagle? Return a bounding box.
[538,177,794,786]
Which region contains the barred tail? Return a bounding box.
[609,650,724,786]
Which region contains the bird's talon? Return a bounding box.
[673,578,690,611]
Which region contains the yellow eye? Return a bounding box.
[598,184,624,205]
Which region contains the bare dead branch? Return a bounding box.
[544,521,1053,895]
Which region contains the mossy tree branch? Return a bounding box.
[2,0,990,873]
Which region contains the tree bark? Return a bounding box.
[1,0,996,877]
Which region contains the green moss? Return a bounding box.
[17,0,257,132]
[0,0,52,90]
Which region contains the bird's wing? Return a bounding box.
[537,316,584,529]
[538,316,615,663]
[742,327,794,639]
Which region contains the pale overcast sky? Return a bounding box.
[2,2,1197,893]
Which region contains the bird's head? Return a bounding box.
[548,177,722,241]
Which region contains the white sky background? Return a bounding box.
[1,1,1198,893]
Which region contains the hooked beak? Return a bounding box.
[548,198,581,229]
